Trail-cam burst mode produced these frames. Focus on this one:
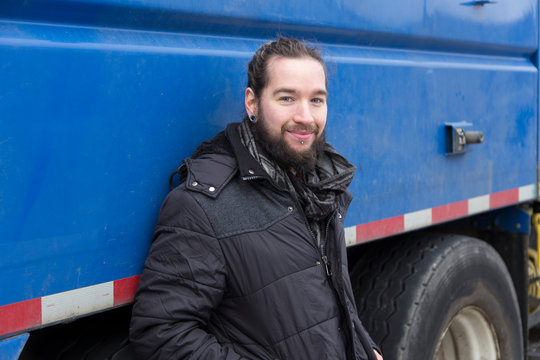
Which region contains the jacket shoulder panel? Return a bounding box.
[190,178,296,239]
[155,184,217,238]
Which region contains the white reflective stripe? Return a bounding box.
[344,226,356,246]
[519,184,536,201]
[468,195,490,215]
[404,209,432,230]
[41,282,114,325]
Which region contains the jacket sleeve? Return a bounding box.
[129,188,244,360]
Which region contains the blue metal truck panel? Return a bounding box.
[0,0,538,340]
[0,22,254,307]
[0,333,28,360]
[2,0,537,52]
[328,45,537,225]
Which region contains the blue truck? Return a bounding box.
[0,1,538,359]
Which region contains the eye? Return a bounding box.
[279,96,294,102]
[312,97,325,104]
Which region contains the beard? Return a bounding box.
[251,112,326,175]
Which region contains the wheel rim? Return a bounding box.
[434,306,499,360]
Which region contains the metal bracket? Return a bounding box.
[445,122,484,156]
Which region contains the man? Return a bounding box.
[130,38,383,360]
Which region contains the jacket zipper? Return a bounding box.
[321,255,331,277]
[241,175,265,181]
[320,212,336,277]
[295,198,336,278]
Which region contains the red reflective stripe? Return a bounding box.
[351,185,531,244]
[0,275,141,338]
[0,298,41,336]
[432,200,468,223]
[490,188,519,209]
[114,275,140,306]
[356,215,404,243]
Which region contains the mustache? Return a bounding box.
[281,124,319,134]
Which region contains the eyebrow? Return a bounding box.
[273,88,328,97]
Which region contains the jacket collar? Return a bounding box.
[225,122,273,182]
[182,124,241,199]
[183,122,270,199]
[184,153,237,199]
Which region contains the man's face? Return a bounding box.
[246,56,328,172]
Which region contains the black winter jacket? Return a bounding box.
[130,123,380,359]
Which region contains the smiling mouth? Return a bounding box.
[287,130,314,141]
[283,124,319,142]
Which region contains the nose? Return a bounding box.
[292,100,314,125]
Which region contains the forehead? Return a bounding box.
[265,56,327,91]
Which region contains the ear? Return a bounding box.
[245,87,257,116]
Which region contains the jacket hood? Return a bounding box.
[183,125,239,198]
[183,122,270,199]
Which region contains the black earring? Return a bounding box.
[249,114,256,123]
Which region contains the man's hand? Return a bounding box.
[374,349,383,360]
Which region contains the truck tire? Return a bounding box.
[350,233,523,360]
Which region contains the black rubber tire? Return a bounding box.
[350,233,523,359]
